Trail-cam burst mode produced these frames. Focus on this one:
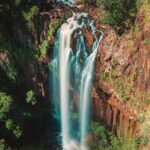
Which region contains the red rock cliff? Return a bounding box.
[89,1,150,148]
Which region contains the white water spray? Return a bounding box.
[50,7,103,150]
[59,17,81,146]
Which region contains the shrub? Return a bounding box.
[6,67,18,82]
[99,70,130,102]
[90,121,107,140]
[48,17,63,38]
[5,119,14,130]
[129,96,139,109]
[5,119,22,139]
[89,121,108,149]
[136,136,149,146]
[26,90,37,105]
[0,92,13,119]
[39,17,63,58]
[23,6,39,31]
[141,123,150,137]
[108,136,138,150]
[13,126,22,139]
[100,0,137,34]
[89,122,138,150]
[0,139,11,150]
[39,40,49,57]
[143,37,150,45]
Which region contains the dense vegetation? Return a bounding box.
[0,0,61,149]
[97,0,137,34]
[83,0,139,34]
[89,121,149,150]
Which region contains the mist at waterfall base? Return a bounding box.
[49,12,103,150]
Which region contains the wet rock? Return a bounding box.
[85,31,94,51]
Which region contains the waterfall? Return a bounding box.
[50,9,103,150]
[80,34,103,149]
[56,0,76,7]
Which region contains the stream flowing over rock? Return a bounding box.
[50,1,103,149]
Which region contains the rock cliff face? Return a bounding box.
[1,3,73,102]
[12,4,71,99]
[91,1,150,147]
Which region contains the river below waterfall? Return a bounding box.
[49,1,103,150]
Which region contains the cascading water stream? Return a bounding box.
[59,17,81,146]
[50,2,103,149]
[80,34,103,149]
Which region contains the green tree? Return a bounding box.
[100,0,137,34]
[7,67,18,81]
[89,121,108,149]
[108,136,138,150]
[5,119,14,130]
[23,5,39,31]
[13,126,22,139]
[39,40,49,57]
[0,139,11,150]
[26,90,37,105]
[0,92,13,119]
